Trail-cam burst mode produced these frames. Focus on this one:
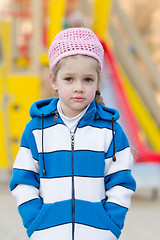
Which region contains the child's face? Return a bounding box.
[50,55,100,118]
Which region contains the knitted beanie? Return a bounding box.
[48,27,104,72]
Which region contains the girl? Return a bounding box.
[10,28,136,240]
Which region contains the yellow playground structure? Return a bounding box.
[1,0,160,172]
[0,1,41,169]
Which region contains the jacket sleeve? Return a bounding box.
[104,123,136,238]
[9,124,42,229]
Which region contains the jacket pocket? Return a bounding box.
[75,200,120,239]
[27,203,49,238]
[96,202,121,238]
[27,200,72,238]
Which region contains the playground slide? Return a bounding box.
[109,26,160,152]
[120,68,160,152]
[101,40,160,164]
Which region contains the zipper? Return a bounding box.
[70,109,95,240]
[69,110,95,240]
[54,110,58,123]
[70,132,75,240]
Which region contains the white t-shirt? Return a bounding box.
[57,100,89,132]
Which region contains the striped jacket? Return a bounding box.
[10,98,136,240]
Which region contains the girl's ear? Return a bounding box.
[50,73,57,90]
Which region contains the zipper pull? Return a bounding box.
[70,132,75,149]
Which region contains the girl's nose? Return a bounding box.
[74,81,84,93]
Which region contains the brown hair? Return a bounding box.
[51,55,105,105]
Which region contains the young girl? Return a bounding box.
[10,28,136,240]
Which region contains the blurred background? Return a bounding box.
[0,0,160,239]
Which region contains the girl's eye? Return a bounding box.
[85,78,93,82]
[65,77,72,81]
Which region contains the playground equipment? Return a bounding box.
[92,0,160,161]
[0,0,41,169]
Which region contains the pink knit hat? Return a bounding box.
[48,27,104,72]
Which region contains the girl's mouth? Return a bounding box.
[72,97,85,101]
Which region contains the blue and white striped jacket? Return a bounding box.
[10,98,136,240]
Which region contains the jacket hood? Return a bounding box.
[29,97,120,122]
[96,103,120,121]
[30,98,58,118]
